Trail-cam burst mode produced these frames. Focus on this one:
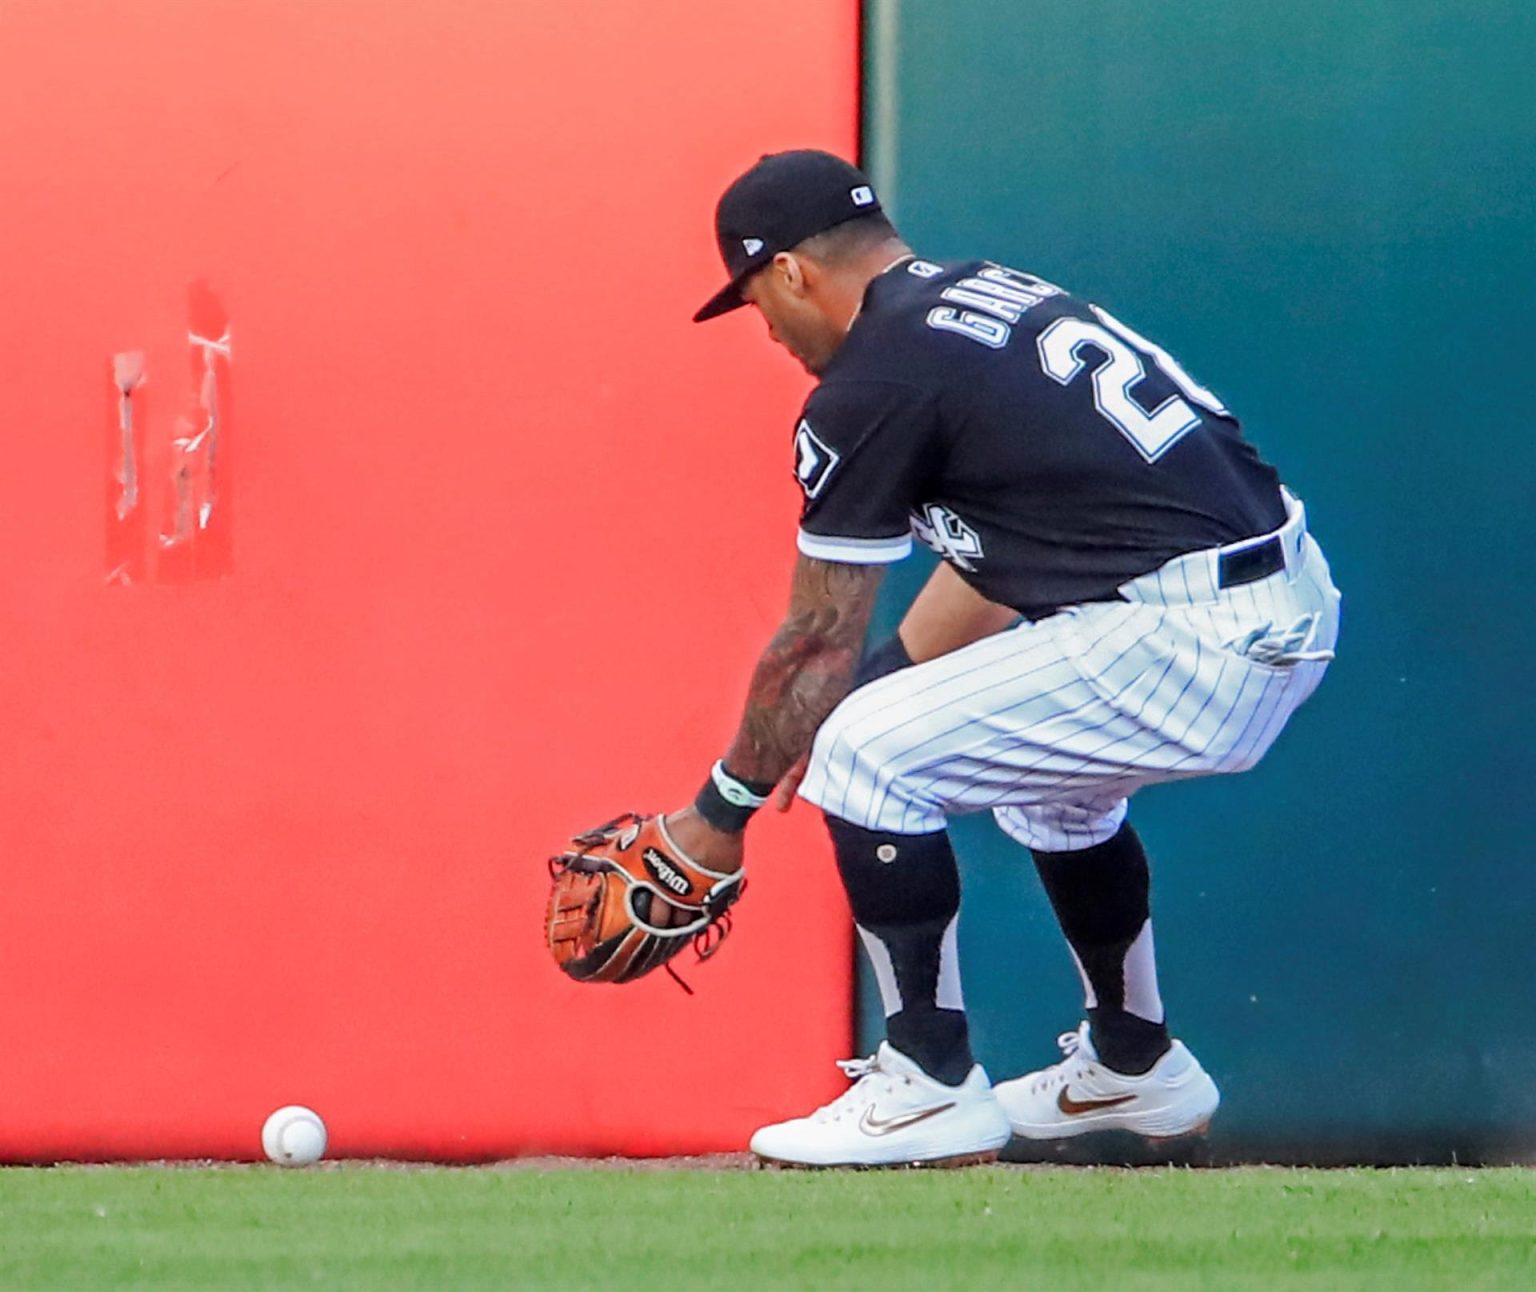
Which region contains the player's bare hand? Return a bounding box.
[773,753,810,812]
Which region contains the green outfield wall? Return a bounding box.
[859,0,1536,1162]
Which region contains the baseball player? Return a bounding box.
[550,149,1340,1168]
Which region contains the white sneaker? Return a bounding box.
[750,1043,1013,1168]
[993,1022,1219,1140]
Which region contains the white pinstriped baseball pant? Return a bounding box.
[797,493,1339,851]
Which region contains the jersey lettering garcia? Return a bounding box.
[793,258,1286,619]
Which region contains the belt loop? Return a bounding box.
[1201,548,1222,601]
[1283,493,1307,579]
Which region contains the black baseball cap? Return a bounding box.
[693,150,883,323]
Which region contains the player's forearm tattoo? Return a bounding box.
[724,557,885,786]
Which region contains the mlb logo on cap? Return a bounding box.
[851,185,875,207]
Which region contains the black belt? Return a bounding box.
[1217,535,1286,588]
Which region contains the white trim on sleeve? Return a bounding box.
[796,529,912,565]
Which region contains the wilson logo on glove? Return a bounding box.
[545,812,746,992]
[642,848,691,896]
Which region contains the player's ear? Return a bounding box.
[774,251,809,300]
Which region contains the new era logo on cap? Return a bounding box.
[851,185,875,207]
[742,237,765,255]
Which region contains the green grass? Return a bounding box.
[0,1164,1531,1290]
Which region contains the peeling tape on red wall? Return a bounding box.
[106,350,148,586]
[107,283,232,585]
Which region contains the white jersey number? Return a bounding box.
[1037,306,1228,462]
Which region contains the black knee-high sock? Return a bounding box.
[825,814,975,1086]
[1031,822,1171,1075]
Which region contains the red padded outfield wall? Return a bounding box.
[0,1,858,1160]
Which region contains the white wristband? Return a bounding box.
[710,760,770,809]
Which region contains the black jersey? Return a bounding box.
[792,257,1286,619]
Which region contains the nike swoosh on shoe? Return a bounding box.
[857,1102,957,1136]
[1056,1089,1137,1116]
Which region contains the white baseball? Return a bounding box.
[261,1105,327,1167]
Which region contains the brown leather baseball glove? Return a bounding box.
[546,812,746,988]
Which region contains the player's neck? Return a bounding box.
[838,241,915,332]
